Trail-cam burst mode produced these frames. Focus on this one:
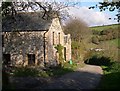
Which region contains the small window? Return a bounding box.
[2,35,4,47]
[3,54,11,65]
[27,54,35,66]
[64,36,67,44]
[58,33,60,44]
[53,32,54,45]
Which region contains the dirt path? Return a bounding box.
[10,64,103,90]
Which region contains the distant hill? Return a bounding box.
[90,24,120,31]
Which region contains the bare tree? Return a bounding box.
[1,1,78,20]
[64,18,91,42]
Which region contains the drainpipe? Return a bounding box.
[43,30,48,67]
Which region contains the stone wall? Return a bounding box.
[45,17,65,65]
[64,34,71,61]
[3,31,45,66]
[46,17,71,64]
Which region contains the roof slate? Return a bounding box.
[2,12,52,32]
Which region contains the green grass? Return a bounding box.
[12,62,78,77]
[97,62,120,89]
[46,67,74,77]
[100,38,120,48]
[13,67,44,77]
[90,24,120,31]
[107,38,120,46]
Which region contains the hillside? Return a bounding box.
[90,24,120,31]
[88,24,120,62]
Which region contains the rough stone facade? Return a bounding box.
[2,12,71,67]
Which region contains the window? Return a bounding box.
[64,36,68,44]
[64,47,66,61]
[3,54,11,65]
[2,35,4,47]
[53,32,54,45]
[58,33,60,44]
[27,54,35,66]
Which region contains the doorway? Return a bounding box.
[64,47,66,61]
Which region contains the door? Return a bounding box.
[27,54,35,66]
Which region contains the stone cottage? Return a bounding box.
[2,12,71,67]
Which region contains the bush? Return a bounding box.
[92,36,99,44]
[13,67,40,77]
[13,64,75,77]
[97,62,120,89]
[100,30,108,35]
[109,62,120,73]
[99,35,107,41]
[54,44,64,66]
[47,67,74,77]
[85,55,111,66]
[92,30,101,35]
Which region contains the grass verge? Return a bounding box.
[11,61,80,77]
[97,62,120,89]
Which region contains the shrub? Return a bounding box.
[54,44,64,66]
[97,62,120,89]
[109,62,120,73]
[99,35,106,41]
[13,67,40,77]
[92,30,101,35]
[85,55,111,66]
[92,36,99,44]
[100,30,108,35]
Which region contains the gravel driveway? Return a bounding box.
[9,64,103,90]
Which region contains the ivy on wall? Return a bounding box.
[54,44,64,66]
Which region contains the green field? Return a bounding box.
[90,24,120,31]
[101,38,120,48]
[89,24,120,48]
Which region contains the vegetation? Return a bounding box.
[54,44,64,66]
[91,24,119,44]
[2,0,120,89]
[90,24,119,31]
[64,18,91,42]
[98,62,120,89]
[12,61,78,77]
[84,50,120,89]
[81,23,120,89]
[64,18,91,65]
[89,24,119,63]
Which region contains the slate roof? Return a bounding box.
[2,12,53,32]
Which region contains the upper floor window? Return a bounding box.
[64,36,68,44]
[58,32,60,44]
[53,32,54,45]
